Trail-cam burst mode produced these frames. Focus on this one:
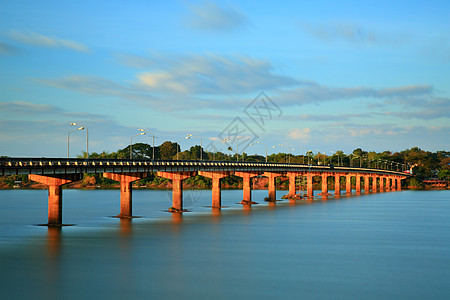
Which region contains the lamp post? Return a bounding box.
[296,146,305,164]
[70,122,89,158]
[67,126,84,158]
[279,144,291,163]
[176,136,190,160]
[186,134,203,160]
[210,139,228,161]
[330,151,335,165]
[138,129,155,160]
[130,131,146,159]
[249,141,268,163]
[224,138,240,162]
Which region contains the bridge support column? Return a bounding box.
[307,173,314,197]
[355,175,361,193]
[346,174,352,194]
[380,177,385,191]
[157,172,196,211]
[364,176,370,193]
[334,174,341,195]
[198,171,232,207]
[235,172,261,204]
[320,173,329,195]
[386,177,391,190]
[29,174,82,226]
[286,172,298,197]
[396,178,402,190]
[263,172,282,200]
[103,172,148,218]
[372,176,378,192]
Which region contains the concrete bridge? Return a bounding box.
[1,157,411,226]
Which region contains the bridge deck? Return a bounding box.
[1,157,411,177]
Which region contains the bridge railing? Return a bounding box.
[0,157,411,176]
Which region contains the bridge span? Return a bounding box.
[1,157,411,226]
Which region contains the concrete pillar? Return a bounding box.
[307,172,314,197]
[198,171,232,207]
[386,177,391,190]
[321,173,328,194]
[234,172,261,204]
[286,172,298,197]
[372,176,377,192]
[29,174,82,226]
[334,174,341,195]
[263,172,282,200]
[346,174,352,194]
[103,172,148,218]
[397,178,402,190]
[355,175,361,193]
[380,177,385,191]
[364,176,370,193]
[157,171,196,211]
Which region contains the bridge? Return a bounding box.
[1,157,411,226]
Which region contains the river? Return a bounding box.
[0,189,449,299]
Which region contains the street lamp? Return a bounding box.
[67,126,84,158]
[186,134,203,160]
[249,141,268,163]
[279,144,291,163]
[70,122,89,158]
[296,146,305,164]
[223,138,240,162]
[130,131,146,159]
[138,129,155,160]
[176,136,190,160]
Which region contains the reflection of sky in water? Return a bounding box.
[0,190,449,299]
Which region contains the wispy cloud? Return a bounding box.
[287,128,311,141]
[300,22,409,46]
[0,41,20,54]
[6,30,89,53]
[186,1,248,32]
[278,83,432,106]
[135,54,299,95]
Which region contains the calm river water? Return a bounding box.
[0,188,449,299]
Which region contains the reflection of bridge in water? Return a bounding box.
[1,158,411,226]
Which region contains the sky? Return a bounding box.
[0,0,449,158]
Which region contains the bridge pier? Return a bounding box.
[386,177,391,190]
[103,172,148,218]
[235,172,261,204]
[396,177,402,190]
[334,174,341,195]
[29,174,82,226]
[380,177,385,191]
[307,173,314,197]
[346,174,352,194]
[372,176,378,192]
[364,176,370,193]
[355,175,361,193]
[263,172,282,200]
[198,171,231,207]
[286,172,298,197]
[157,171,196,211]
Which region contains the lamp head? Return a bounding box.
[70,122,78,126]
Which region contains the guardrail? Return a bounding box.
[0,157,411,177]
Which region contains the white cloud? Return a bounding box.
[186,1,248,32]
[134,53,299,95]
[288,128,311,140]
[7,30,89,53]
[300,22,409,46]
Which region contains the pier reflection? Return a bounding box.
[47,226,62,260]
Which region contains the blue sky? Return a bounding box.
[0,0,449,158]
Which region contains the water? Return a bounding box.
[0,188,449,299]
